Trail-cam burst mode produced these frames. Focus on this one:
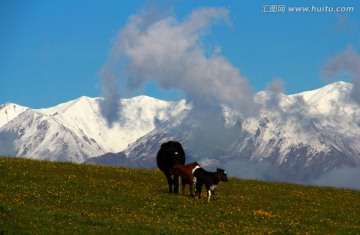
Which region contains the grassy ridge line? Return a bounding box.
[0,157,359,234]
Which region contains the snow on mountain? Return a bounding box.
[0,96,187,162]
[0,108,105,162]
[107,81,360,186]
[0,103,28,128]
[295,81,352,114]
[36,95,187,153]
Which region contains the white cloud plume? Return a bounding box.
[263,78,285,112]
[313,167,360,190]
[323,46,360,105]
[99,65,122,127]
[222,159,275,181]
[99,7,259,125]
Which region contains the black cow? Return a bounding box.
[156,141,186,193]
[193,167,228,202]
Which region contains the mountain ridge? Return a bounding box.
[0,95,187,162]
[1,81,360,189]
[92,81,360,188]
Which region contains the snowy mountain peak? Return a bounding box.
[0,102,28,128]
[0,95,187,162]
[36,96,99,116]
[290,81,353,114]
[299,81,351,101]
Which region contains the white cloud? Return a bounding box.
[323,46,360,105]
[313,167,360,190]
[100,7,259,125]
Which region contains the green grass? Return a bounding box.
[0,157,359,234]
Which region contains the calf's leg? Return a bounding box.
[181,177,186,195]
[195,181,202,199]
[206,185,211,203]
[189,181,195,197]
[210,185,217,200]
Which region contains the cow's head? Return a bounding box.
[167,141,184,164]
[217,168,229,182]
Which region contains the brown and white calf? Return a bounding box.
[171,162,200,197]
[192,167,228,202]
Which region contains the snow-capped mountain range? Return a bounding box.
[1,81,360,188]
[0,96,187,162]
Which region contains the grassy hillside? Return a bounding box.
[0,157,359,234]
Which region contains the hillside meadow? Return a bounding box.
[0,157,359,234]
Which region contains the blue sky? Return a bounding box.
[1,0,359,108]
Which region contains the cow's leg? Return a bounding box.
[173,174,180,194]
[189,181,194,197]
[181,177,186,195]
[164,171,173,193]
[196,181,202,199]
[193,176,198,197]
